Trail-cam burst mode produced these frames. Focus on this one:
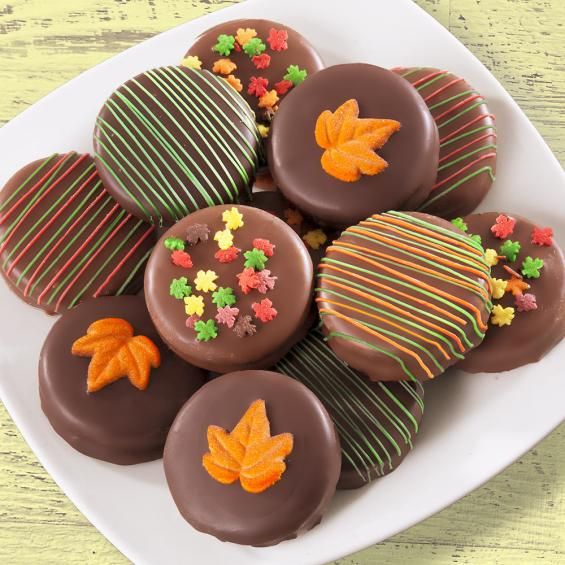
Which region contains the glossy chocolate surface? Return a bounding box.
[145,205,313,372]
[459,212,565,372]
[268,64,439,227]
[39,295,206,464]
[0,153,155,314]
[164,370,341,546]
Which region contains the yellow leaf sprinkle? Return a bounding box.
[184,295,205,317]
[222,207,244,231]
[194,270,218,293]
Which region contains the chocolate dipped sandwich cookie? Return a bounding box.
[316,211,493,381]
[145,204,314,373]
[164,370,341,546]
[183,19,324,125]
[276,329,424,489]
[93,67,262,226]
[456,212,565,372]
[394,67,497,218]
[268,64,439,227]
[0,153,156,314]
[39,295,206,464]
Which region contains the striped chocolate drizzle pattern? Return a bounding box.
[276,329,424,484]
[0,153,155,312]
[397,68,496,210]
[316,211,492,381]
[94,67,261,224]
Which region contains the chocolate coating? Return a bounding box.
[185,19,324,124]
[39,295,206,464]
[0,153,155,314]
[394,68,497,218]
[459,212,565,372]
[164,370,341,546]
[145,205,313,373]
[268,64,439,228]
[276,329,424,489]
[251,190,339,267]
[316,211,492,381]
[93,67,261,226]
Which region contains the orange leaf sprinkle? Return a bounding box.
[258,89,279,109]
[202,399,293,494]
[284,207,303,226]
[505,276,530,296]
[212,58,237,75]
[224,74,243,92]
[71,318,160,393]
[314,98,401,182]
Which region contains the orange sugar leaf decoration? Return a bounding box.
[202,399,294,494]
[505,276,530,296]
[212,58,237,75]
[71,318,161,393]
[315,99,401,182]
[224,74,243,92]
[258,89,279,109]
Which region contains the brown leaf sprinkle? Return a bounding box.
[315,99,400,182]
[71,318,161,393]
[186,223,210,245]
[202,399,294,494]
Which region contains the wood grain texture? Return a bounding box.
[0,0,563,564]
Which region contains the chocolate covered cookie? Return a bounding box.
[39,295,206,464]
[94,67,262,226]
[183,19,324,125]
[164,370,341,546]
[457,212,565,372]
[316,211,492,381]
[145,205,313,372]
[268,64,439,227]
[276,329,424,489]
[393,68,497,218]
[0,153,155,314]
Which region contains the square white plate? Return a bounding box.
[1,0,564,563]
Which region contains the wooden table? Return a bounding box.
[0,1,563,563]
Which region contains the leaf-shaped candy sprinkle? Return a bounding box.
[202,399,294,493]
[521,256,544,279]
[194,319,218,342]
[72,318,160,393]
[315,99,401,182]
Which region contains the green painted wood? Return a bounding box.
[0,1,563,563]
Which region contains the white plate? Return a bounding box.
[1,0,564,563]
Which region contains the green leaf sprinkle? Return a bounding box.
[284,64,308,86]
[243,248,268,270]
[451,217,468,232]
[212,286,236,308]
[213,34,235,56]
[521,256,544,278]
[243,37,266,57]
[164,237,185,251]
[194,319,218,342]
[499,239,521,262]
[169,277,192,299]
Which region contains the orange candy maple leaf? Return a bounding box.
[202,399,294,494]
[71,318,161,393]
[315,99,401,182]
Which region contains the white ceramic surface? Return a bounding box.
[0,0,564,563]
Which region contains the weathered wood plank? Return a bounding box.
[0,1,564,564]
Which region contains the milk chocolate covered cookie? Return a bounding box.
[39,295,206,464]
[276,329,424,489]
[145,205,313,372]
[0,153,155,314]
[394,67,497,218]
[183,19,324,124]
[94,67,262,225]
[458,212,565,372]
[316,211,492,381]
[269,64,439,227]
[164,370,341,546]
